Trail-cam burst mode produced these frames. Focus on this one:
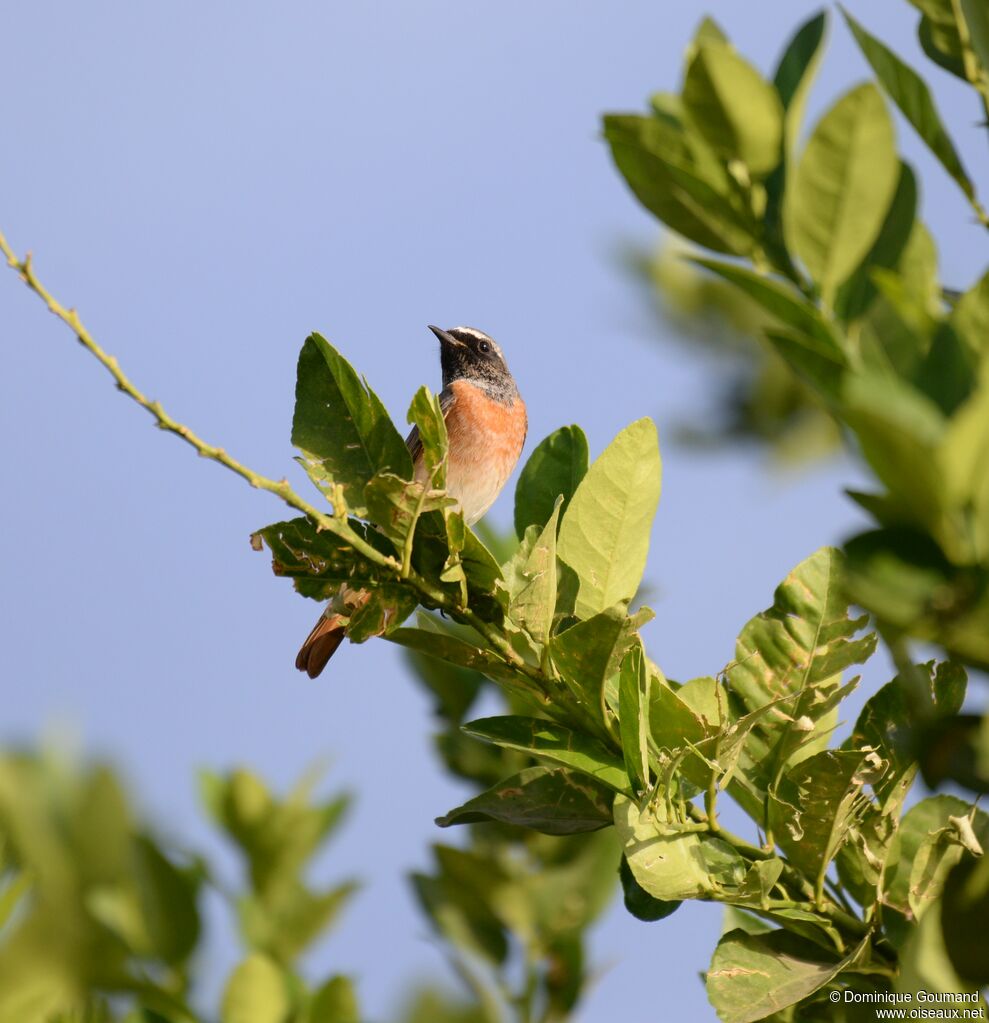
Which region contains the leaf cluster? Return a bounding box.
[597,5,989,1014]
[248,320,987,1018]
[0,754,360,1023]
[604,2,989,789]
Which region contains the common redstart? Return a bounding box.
[296,325,527,677]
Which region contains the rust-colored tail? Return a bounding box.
[295,614,346,678]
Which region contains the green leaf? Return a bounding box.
[364,472,456,549]
[706,929,860,1023]
[763,12,828,270]
[784,83,899,303]
[254,516,396,601]
[241,880,358,963]
[550,606,651,727]
[407,385,448,485]
[514,426,588,539]
[884,795,989,949]
[919,14,968,80]
[618,639,650,793]
[685,15,729,59]
[691,259,842,350]
[843,660,964,808]
[773,11,828,152]
[221,954,288,1023]
[961,0,989,75]
[905,0,956,19]
[762,327,847,404]
[614,794,745,901]
[344,584,417,643]
[557,418,661,619]
[842,9,978,204]
[463,716,630,793]
[940,367,989,559]
[619,855,681,922]
[841,374,948,540]
[132,837,200,965]
[834,162,918,323]
[401,643,484,725]
[412,851,508,967]
[952,270,989,356]
[519,828,619,939]
[387,628,536,703]
[436,766,614,835]
[842,528,989,669]
[725,547,876,816]
[942,853,989,987]
[292,333,411,514]
[897,894,987,1002]
[506,498,561,647]
[682,43,784,176]
[602,115,754,254]
[306,976,360,1023]
[915,322,975,416]
[768,749,878,883]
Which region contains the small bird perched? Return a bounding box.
[295,325,527,678]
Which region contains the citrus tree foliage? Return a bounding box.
[628,240,841,459]
[599,2,989,1012]
[0,754,360,1023]
[240,317,984,1018]
[3,2,989,1018]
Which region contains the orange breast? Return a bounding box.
[442,379,527,525]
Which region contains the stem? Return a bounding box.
[687,803,773,861]
[401,477,435,579]
[705,771,721,833]
[0,233,351,533]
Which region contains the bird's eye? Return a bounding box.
[479,340,490,354]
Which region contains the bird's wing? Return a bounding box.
[405,385,457,467]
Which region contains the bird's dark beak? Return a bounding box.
[428,324,464,348]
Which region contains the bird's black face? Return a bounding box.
[429,325,517,401]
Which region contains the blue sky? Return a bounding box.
[3,1,987,1018]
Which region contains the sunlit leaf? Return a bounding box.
[603,115,755,254]
[842,9,978,204]
[725,547,876,819]
[784,84,898,303]
[220,954,289,1023]
[618,639,650,793]
[614,794,745,901]
[619,855,681,921]
[514,426,588,539]
[682,43,783,176]
[557,418,661,619]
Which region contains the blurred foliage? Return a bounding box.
[405,621,619,1023]
[0,753,359,1023]
[626,239,841,461]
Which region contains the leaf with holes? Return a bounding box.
[292,334,412,514]
[436,766,614,835]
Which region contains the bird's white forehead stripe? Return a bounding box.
[451,325,503,356]
[452,326,493,342]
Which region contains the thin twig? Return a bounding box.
[0,228,549,690]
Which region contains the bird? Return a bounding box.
[295,325,527,678]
